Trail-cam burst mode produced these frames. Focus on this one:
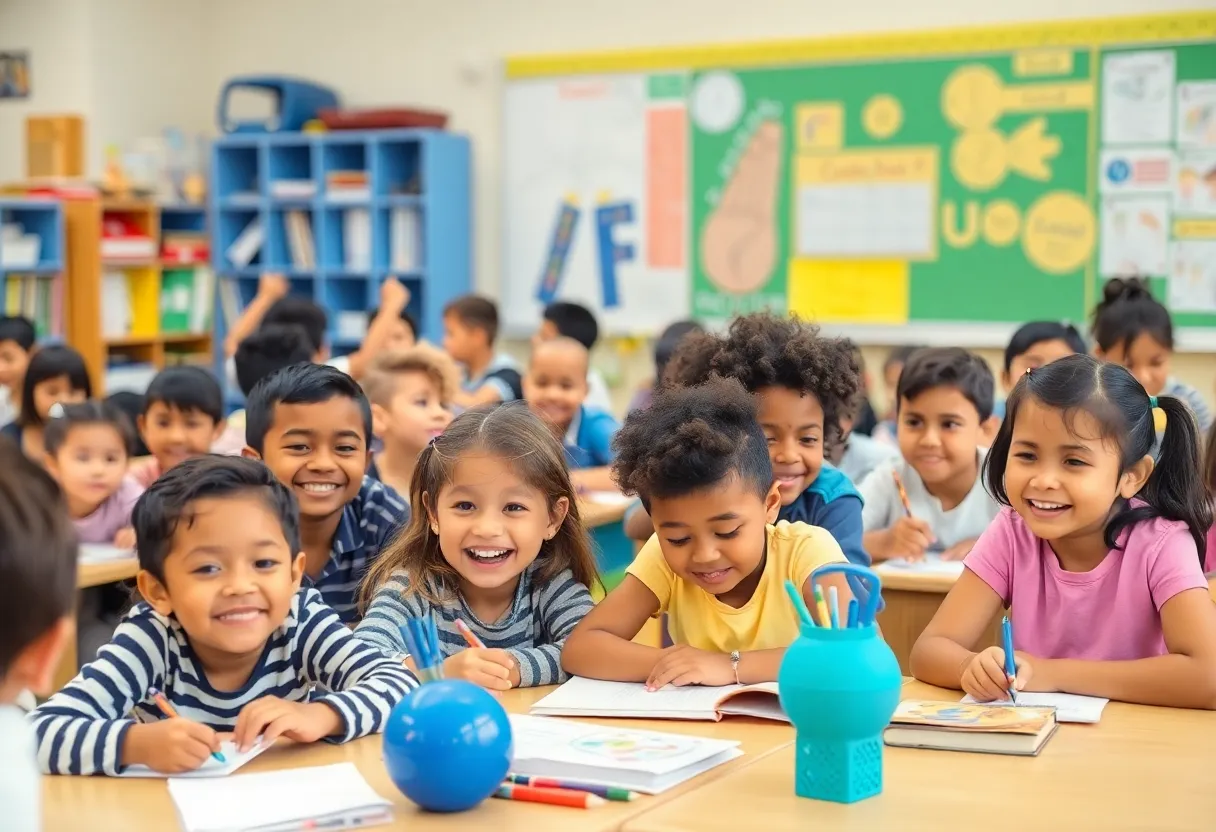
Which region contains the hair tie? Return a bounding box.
[1149,395,1159,410]
[1024,367,1032,376]
[47,402,65,419]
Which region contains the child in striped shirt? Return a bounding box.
[356,401,598,689]
[31,455,416,776]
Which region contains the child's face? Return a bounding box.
[523,349,588,433]
[373,371,451,451]
[755,385,824,506]
[138,402,223,471]
[48,424,127,508]
[442,314,482,364]
[1097,332,1170,397]
[426,451,566,598]
[33,375,86,420]
[253,397,370,521]
[0,338,30,390]
[647,477,782,607]
[1005,397,1149,546]
[897,385,984,490]
[1003,338,1078,393]
[139,495,304,660]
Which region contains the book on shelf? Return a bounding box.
[343,208,371,271]
[0,222,42,268]
[326,170,370,203]
[2,275,60,337]
[218,278,241,329]
[226,218,263,268]
[101,216,156,260]
[284,210,315,269]
[390,205,420,271]
[269,179,317,200]
[161,231,210,265]
[161,267,214,334]
[101,271,133,337]
[883,700,1058,756]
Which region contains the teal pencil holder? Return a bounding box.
[777,622,902,804]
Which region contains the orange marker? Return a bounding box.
[494,783,606,809]
[892,470,913,517]
[455,618,486,649]
[148,687,225,763]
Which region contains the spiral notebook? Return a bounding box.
[168,763,392,832]
[529,676,788,722]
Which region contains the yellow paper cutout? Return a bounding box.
[951,130,1008,190]
[942,201,979,248]
[862,95,903,140]
[983,200,1021,246]
[1013,49,1075,77]
[942,66,1005,130]
[1174,219,1216,240]
[1022,191,1095,274]
[796,147,937,186]
[1001,81,1094,113]
[796,103,844,151]
[788,259,909,324]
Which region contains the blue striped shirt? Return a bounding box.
[31,588,417,775]
[355,562,593,687]
[309,476,407,623]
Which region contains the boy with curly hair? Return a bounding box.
[562,377,851,687]
[708,313,868,565]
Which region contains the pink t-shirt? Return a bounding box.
[73,477,144,544]
[1205,519,1216,574]
[964,505,1208,661]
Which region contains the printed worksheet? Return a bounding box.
[1099,196,1170,277]
[1101,51,1175,145]
[1174,152,1216,217]
[1168,241,1216,313]
[1176,81,1216,148]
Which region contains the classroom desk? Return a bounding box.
[624,680,1216,832]
[41,685,794,832]
[874,567,999,674]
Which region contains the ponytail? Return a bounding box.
[1112,395,1211,565]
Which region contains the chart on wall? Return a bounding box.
[503,74,690,334]
[504,13,1216,337]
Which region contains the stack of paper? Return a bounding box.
[168,762,392,832]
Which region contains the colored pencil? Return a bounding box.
[847,598,859,629]
[455,618,486,649]
[828,585,840,629]
[783,579,816,628]
[1001,615,1018,704]
[505,774,636,802]
[148,687,225,763]
[813,584,830,628]
[892,470,913,517]
[494,783,606,809]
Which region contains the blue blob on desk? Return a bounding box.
[383,679,514,812]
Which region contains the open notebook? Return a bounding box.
[876,555,966,577]
[511,714,742,794]
[961,692,1109,723]
[120,739,269,778]
[168,762,392,832]
[530,676,788,722]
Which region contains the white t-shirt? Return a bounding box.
[0,386,15,426]
[0,704,39,832]
[859,450,999,551]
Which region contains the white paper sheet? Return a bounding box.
[961,692,1109,723]
[1102,51,1176,145]
[1099,196,1170,277]
[78,544,135,564]
[1174,151,1216,217]
[1176,81,1216,148]
[877,555,966,577]
[120,738,268,778]
[1168,241,1216,313]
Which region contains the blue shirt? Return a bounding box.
[778,464,869,566]
[563,405,619,469]
[308,476,408,622]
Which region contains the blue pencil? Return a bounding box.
[846,599,858,629]
[1001,615,1018,703]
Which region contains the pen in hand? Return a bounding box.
[1001,616,1018,704]
[149,687,226,763]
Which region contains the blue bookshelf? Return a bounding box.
[0,198,65,340]
[209,129,472,407]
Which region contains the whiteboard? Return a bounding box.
[503,74,690,335]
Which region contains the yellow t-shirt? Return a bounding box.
[626,521,845,652]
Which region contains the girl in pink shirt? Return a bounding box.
[910,354,1216,710]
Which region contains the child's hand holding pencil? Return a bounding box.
[440,618,519,691]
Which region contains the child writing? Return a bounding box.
[361,344,458,496]
[131,366,227,487]
[356,402,597,689]
[562,378,852,688]
[910,354,1216,710]
[860,347,1000,562]
[1092,276,1212,432]
[523,336,620,492]
[0,344,91,463]
[31,455,417,775]
[0,441,77,830]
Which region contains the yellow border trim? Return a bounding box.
[505,11,1216,79]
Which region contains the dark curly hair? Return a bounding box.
[710,313,860,445]
[661,330,724,388]
[612,376,772,508]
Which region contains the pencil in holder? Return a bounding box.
[778,566,902,804]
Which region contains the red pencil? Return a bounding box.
[494,783,606,809]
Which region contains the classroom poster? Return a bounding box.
[1168,241,1216,313]
[1101,51,1175,145]
[1176,81,1216,148]
[1099,196,1170,277]
[1174,152,1216,217]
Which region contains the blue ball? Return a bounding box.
[383,679,514,813]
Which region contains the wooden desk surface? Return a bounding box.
[624,681,1216,832]
[43,685,793,832]
[874,565,961,593]
[78,557,139,589]
[580,495,631,529]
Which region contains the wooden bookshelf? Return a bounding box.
[0,197,65,342]
[60,197,214,393]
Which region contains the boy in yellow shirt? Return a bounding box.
[562,376,850,689]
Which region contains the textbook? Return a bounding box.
[884,700,1058,756]
[529,676,788,722]
[168,762,392,832]
[510,714,743,794]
